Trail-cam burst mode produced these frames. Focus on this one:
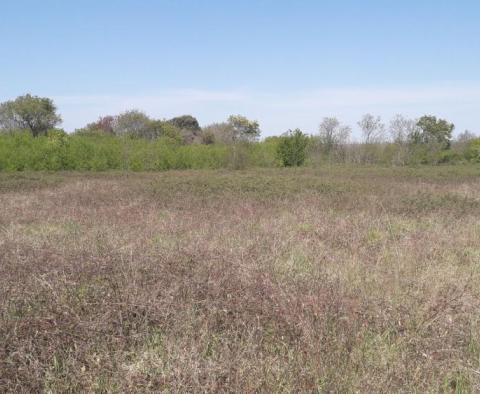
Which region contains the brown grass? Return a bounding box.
[1,166,480,393]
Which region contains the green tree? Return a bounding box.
[389,114,418,144]
[276,129,309,167]
[358,113,385,144]
[148,120,182,142]
[227,115,261,142]
[411,115,454,149]
[168,115,200,132]
[318,117,351,152]
[75,115,116,135]
[464,138,480,162]
[168,115,202,144]
[0,94,62,137]
[112,110,152,138]
[202,122,234,144]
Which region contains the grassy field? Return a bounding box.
[1,165,480,393]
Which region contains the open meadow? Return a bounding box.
[1,165,480,393]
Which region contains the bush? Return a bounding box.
[436,149,462,164]
[0,133,264,171]
[276,129,309,167]
[464,138,480,163]
[1,131,477,172]
[248,138,281,167]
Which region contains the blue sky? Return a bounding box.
[1,0,479,138]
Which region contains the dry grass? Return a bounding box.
[1,166,480,393]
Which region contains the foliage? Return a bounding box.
[168,115,201,132]
[464,138,480,162]
[276,129,309,167]
[410,115,454,149]
[202,122,235,144]
[227,115,261,142]
[111,110,153,138]
[389,114,418,144]
[200,116,261,144]
[0,132,279,171]
[78,115,116,135]
[164,115,202,144]
[0,94,62,137]
[2,130,479,171]
[200,129,216,144]
[456,130,477,143]
[168,115,202,144]
[317,117,351,156]
[148,120,183,142]
[358,113,386,144]
[76,113,183,142]
[0,97,475,169]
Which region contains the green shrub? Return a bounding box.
[0,133,244,171]
[276,129,309,167]
[436,149,462,164]
[248,139,281,167]
[2,131,476,171]
[465,138,480,163]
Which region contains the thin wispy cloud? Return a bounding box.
[55,90,247,106]
[52,82,480,138]
[261,84,480,108]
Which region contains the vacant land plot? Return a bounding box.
[1,166,480,392]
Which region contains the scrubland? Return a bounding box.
[1,166,480,392]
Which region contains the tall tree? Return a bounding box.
[410,115,454,149]
[358,114,385,144]
[456,130,476,143]
[81,115,116,134]
[227,115,261,142]
[318,117,351,151]
[168,115,200,132]
[0,94,62,136]
[201,122,234,144]
[389,114,418,144]
[112,110,152,138]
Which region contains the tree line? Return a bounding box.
[0,94,479,170]
[0,94,261,144]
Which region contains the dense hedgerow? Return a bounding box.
[0,131,280,171]
[1,131,479,171]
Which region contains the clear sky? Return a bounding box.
[1,0,479,138]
